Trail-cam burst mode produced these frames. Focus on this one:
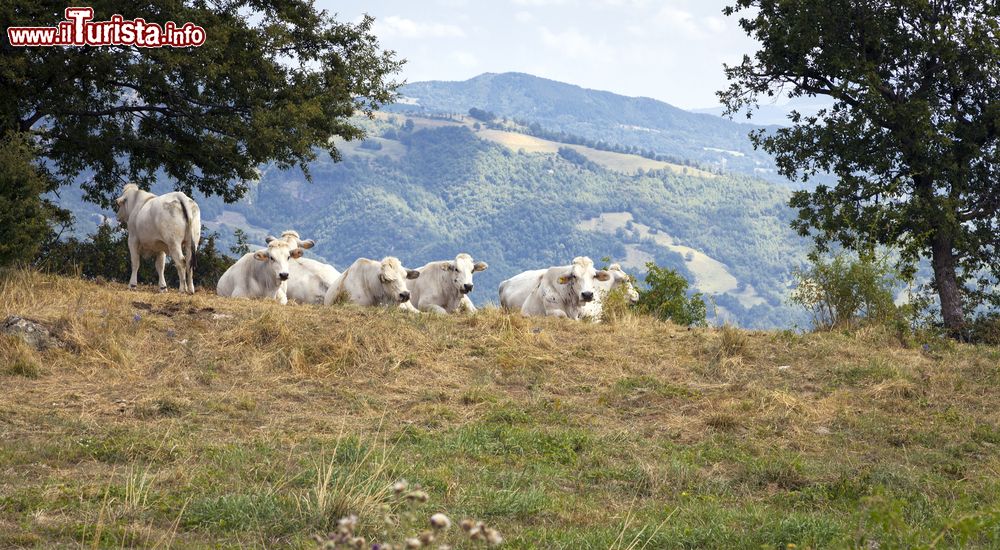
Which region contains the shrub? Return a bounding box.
[635,262,707,327]
[0,132,64,268]
[790,253,899,330]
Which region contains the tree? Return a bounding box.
[0,132,65,266]
[1,1,403,209]
[789,253,899,330]
[720,1,1000,333]
[635,262,707,327]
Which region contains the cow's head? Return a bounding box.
[440,253,488,295]
[378,256,419,303]
[253,240,304,282]
[556,256,611,303]
[113,183,141,224]
[607,263,640,304]
[266,230,316,251]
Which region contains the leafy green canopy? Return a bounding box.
[721,1,1000,329]
[1,1,403,207]
[635,262,707,327]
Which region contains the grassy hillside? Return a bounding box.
[3,271,1000,548]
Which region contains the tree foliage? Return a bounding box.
[789,253,899,331]
[0,132,65,266]
[1,0,403,206]
[635,262,707,327]
[720,0,1000,332]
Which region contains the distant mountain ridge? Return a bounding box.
[390,72,788,184]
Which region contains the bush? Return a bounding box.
[0,132,64,267]
[635,262,707,326]
[790,253,899,330]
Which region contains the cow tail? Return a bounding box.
[180,198,197,272]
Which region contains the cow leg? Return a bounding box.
[168,244,189,293]
[545,308,569,319]
[276,285,288,305]
[155,252,167,291]
[422,303,448,314]
[186,261,195,295]
[399,301,421,313]
[458,295,477,314]
[127,236,141,289]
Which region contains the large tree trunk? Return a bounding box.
[930,230,966,333]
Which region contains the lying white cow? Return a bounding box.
[498,268,546,311]
[323,257,420,310]
[114,184,201,293]
[580,263,640,320]
[216,239,304,304]
[407,253,488,313]
[266,230,341,305]
[500,257,611,319]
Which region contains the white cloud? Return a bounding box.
[655,7,726,39]
[538,26,613,63]
[373,15,466,39]
[451,51,479,67]
[514,10,535,23]
[511,0,570,6]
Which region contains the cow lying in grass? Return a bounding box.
[267,231,341,305]
[499,256,611,319]
[407,253,488,314]
[216,239,304,304]
[324,257,421,311]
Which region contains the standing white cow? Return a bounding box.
[114,184,201,293]
[407,253,488,313]
[323,257,420,310]
[580,263,640,320]
[216,239,304,304]
[501,257,611,319]
[266,230,341,305]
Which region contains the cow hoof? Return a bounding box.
[129,284,137,290]
[159,286,168,293]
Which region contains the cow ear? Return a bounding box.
[440,262,453,271]
[254,250,269,261]
[595,270,611,282]
[290,248,304,259]
[265,236,276,244]
[473,262,488,272]
[406,269,421,280]
[557,275,571,285]
[300,239,315,249]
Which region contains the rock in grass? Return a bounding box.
[0,316,65,351]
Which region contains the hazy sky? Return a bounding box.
[318,0,760,110]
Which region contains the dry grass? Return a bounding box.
[2,269,1000,547]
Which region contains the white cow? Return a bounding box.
[500,256,611,319]
[498,268,546,311]
[580,263,640,320]
[114,184,201,293]
[266,230,341,305]
[323,257,420,310]
[216,239,305,304]
[407,253,488,314]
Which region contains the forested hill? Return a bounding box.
[392,72,785,184]
[54,113,809,329]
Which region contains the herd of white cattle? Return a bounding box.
[114,186,639,320]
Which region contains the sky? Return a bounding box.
[318,0,760,111]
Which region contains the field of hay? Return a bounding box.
[2,270,1000,548]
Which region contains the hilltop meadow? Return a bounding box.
[2,270,1000,548]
